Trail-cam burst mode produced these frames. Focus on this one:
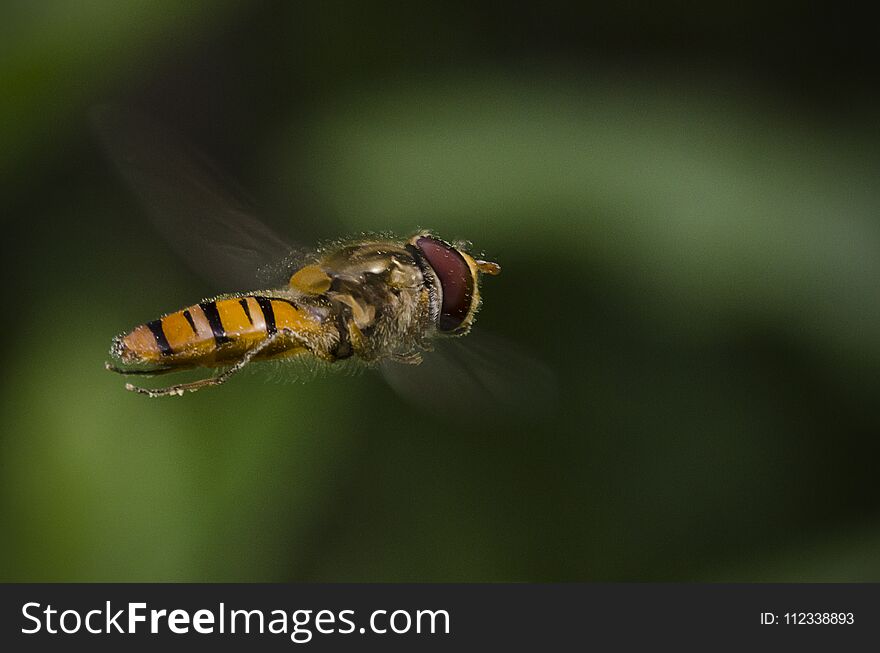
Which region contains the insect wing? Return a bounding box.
[91,105,304,290]
[379,330,557,421]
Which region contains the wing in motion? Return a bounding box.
[91,104,304,290]
[380,330,557,421]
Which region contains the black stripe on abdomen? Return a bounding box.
[199,301,231,346]
[182,309,197,333]
[239,298,253,324]
[147,319,173,357]
[254,297,276,335]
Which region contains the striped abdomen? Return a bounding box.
[113,296,320,366]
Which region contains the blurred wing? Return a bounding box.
[91,105,304,290]
[380,330,557,422]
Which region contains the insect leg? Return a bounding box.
[389,351,423,365]
[123,329,291,398]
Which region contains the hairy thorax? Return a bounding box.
[315,241,434,362]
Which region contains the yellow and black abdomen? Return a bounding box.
[112,295,322,366]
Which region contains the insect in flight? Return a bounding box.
[94,107,551,409]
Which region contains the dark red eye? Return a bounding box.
[415,236,474,331]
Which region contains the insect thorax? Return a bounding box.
[317,241,436,362]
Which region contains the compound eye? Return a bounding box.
[415,236,474,332]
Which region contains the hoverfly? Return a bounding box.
[94,107,551,409]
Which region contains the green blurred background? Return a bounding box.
[2,2,880,581]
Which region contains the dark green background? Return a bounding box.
[3,2,880,581]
